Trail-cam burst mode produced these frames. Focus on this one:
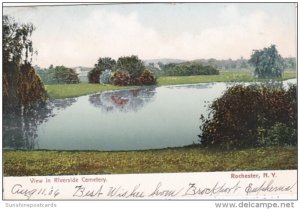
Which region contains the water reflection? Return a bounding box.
[49,98,77,112]
[166,83,213,90]
[89,88,156,112]
[3,79,296,151]
[3,98,76,149]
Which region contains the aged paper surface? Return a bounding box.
[1,2,298,208]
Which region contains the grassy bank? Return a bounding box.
[45,71,296,99]
[158,71,296,86]
[4,146,297,176]
[45,84,135,99]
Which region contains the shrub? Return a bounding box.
[88,68,101,83]
[129,77,141,85]
[89,57,116,83]
[111,71,131,86]
[286,84,297,129]
[202,65,220,75]
[162,62,219,76]
[199,84,297,149]
[139,70,156,85]
[258,122,297,147]
[99,69,112,84]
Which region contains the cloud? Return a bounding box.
[32,10,163,67]
[163,9,295,60]
[22,6,296,67]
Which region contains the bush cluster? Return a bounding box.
[99,69,112,84]
[111,70,156,86]
[88,55,157,86]
[257,122,297,147]
[199,84,297,149]
[111,71,131,86]
[88,68,101,83]
[162,63,219,76]
[139,70,157,85]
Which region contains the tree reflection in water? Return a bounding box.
[89,88,156,112]
[3,98,76,149]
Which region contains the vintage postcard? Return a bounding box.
[1,1,298,208]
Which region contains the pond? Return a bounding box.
[3,79,296,151]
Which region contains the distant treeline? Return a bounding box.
[193,57,296,71]
[146,57,296,76]
[158,62,219,76]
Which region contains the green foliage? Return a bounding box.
[3,15,35,64]
[145,63,162,76]
[249,45,285,78]
[110,68,156,86]
[34,65,56,84]
[161,62,219,76]
[2,16,47,114]
[53,66,79,84]
[284,57,296,70]
[44,71,296,99]
[258,122,297,147]
[4,147,297,176]
[199,84,297,149]
[111,70,131,86]
[116,55,145,84]
[95,57,116,71]
[36,65,80,84]
[3,63,48,113]
[186,57,294,71]
[139,69,157,85]
[88,57,116,83]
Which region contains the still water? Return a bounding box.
[3,79,296,151]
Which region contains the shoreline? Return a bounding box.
[3,143,202,153]
[45,71,296,99]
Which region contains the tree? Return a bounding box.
[116,55,145,84]
[3,16,35,64]
[249,45,285,78]
[3,15,47,114]
[53,66,79,84]
[95,57,116,71]
[284,57,296,70]
[88,57,116,83]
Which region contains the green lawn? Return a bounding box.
[158,71,296,85]
[3,146,297,176]
[45,84,136,99]
[45,71,296,99]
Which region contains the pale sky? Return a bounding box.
[3,3,297,68]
